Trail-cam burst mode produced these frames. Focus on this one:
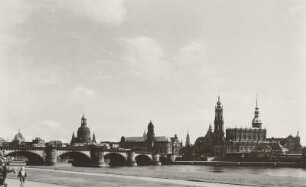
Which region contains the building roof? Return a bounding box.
[125,136,169,142]
[154,136,168,142]
[125,137,146,142]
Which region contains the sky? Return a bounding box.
[0,0,305,145]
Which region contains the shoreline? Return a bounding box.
[7,164,306,187]
[7,167,244,187]
[173,161,304,168]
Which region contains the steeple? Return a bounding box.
[209,123,212,132]
[252,95,262,128]
[70,132,76,145]
[92,132,96,144]
[185,131,190,147]
[213,96,224,144]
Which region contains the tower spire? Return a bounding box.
[186,131,190,147]
[252,95,262,128]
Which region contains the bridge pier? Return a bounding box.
[152,153,161,165]
[127,151,137,166]
[45,147,58,166]
[90,148,108,167]
[167,154,175,163]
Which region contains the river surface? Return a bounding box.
[20,163,306,187]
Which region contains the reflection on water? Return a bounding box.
[43,163,306,187]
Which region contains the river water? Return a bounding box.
[27,164,306,187]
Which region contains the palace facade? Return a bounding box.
[193,96,290,157]
[226,99,267,153]
[119,121,182,155]
[267,133,302,154]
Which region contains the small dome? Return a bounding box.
[252,117,262,124]
[13,131,25,143]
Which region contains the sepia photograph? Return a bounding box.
[0,0,305,186]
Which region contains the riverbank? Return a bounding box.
[7,164,306,187]
[6,178,68,187]
[173,161,303,168]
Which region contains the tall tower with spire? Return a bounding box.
[185,131,190,147]
[92,132,96,144]
[70,132,76,145]
[252,95,262,128]
[213,96,224,144]
[146,121,155,152]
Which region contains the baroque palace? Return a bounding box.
[119,121,182,155]
[192,96,302,158]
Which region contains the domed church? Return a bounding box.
[12,129,25,145]
[70,115,96,145]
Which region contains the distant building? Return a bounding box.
[194,96,226,156]
[119,121,181,155]
[267,132,302,154]
[185,131,190,147]
[31,137,45,147]
[0,137,6,145]
[70,115,96,145]
[194,124,214,156]
[170,134,181,155]
[226,97,267,154]
[46,140,63,147]
[12,129,26,145]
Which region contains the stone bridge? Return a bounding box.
[0,145,176,167]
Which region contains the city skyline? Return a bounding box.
[1,95,302,145]
[0,0,305,145]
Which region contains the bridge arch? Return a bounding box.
[6,151,45,165]
[104,152,127,166]
[174,156,182,161]
[135,154,152,166]
[58,151,91,166]
[159,155,167,165]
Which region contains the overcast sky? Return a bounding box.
[0,0,305,145]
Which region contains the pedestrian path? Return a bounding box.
[25,167,241,187]
[6,178,68,187]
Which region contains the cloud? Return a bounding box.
[122,36,169,81]
[60,0,127,25]
[72,86,97,99]
[120,36,223,85]
[174,41,209,74]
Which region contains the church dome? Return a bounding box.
[252,117,262,124]
[76,115,91,144]
[13,130,25,143]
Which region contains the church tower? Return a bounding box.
[185,131,190,147]
[70,132,76,145]
[213,96,224,144]
[92,132,96,144]
[146,121,155,152]
[252,96,262,128]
